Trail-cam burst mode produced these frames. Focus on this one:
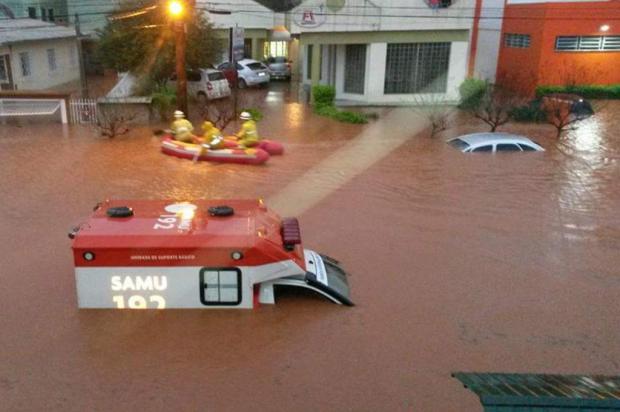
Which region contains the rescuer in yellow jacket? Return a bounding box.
[235,111,260,148]
[171,110,194,143]
[200,121,225,149]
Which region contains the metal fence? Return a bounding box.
[69,98,98,124]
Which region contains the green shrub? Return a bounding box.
[510,100,546,123]
[332,110,368,124]
[536,84,620,99]
[311,84,368,124]
[314,103,368,124]
[458,78,488,109]
[240,108,263,122]
[151,84,177,121]
[312,84,336,107]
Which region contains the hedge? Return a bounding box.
[311,85,368,124]
[536,84,620,99]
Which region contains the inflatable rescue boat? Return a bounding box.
[223,137,285,155]
[161,137,269,165]
[69,199,353,309]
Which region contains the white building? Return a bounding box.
[0,19,80,91]
[290,0,475,104]
[204,0,291,63]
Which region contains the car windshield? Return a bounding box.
[448,139,470,150]
[207,72,225,81]
[272,57,287,63]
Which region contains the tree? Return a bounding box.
[199,90,266,132]
[541,96,591,138]
[409,94,454,139]
[96,2,223,93]
[467,82,524,132]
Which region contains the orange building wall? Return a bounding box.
[497,0,620,96]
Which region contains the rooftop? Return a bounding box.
[0,18,76,46]
[72,199,284,250]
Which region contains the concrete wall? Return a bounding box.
[471,0,505,81]
[7,37,80,91]
[290,0,476,34]
[497,0,620,95]
[205,0,278,30]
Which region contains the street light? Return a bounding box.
[168,0,188,115]
[168,0,184,17]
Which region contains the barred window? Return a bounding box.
[344,44,366,94]
[504,33,531,48]
[556,35,620,51]
[384,43,451,94]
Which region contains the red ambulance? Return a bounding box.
[70,199,353,309]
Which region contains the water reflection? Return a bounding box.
[567,115,604,153]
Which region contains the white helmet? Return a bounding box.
[174,110,185,118]
[239,111,252,120]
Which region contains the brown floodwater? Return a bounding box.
[0,90,619,411]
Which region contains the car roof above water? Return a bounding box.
[451,132,539,146]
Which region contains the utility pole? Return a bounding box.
[175,21,187,114]
[169,0,187,114]
[74,13,88,98]
[229,26,238,119]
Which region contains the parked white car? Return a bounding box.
[169,68,231,101]
[218,59,270,88]
[447,133,545,153]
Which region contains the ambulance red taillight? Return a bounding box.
[281,217,301,251]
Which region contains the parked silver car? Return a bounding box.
[448,133,545,153]
[265,56,291,80]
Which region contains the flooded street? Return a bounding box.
[0,87,619,411]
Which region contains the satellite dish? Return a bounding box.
[326,0,345,12]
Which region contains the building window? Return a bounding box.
[306,44,313,80]
[41,7,47,21]
[28,7,36,18]
[556,35,620,52]
[48,8,54,22]
[47,49,57,72]
[384,42,451,94]
[504,33,531,48]
[265,41,288,58]
[199,268,242,306]
[344,44,366,94]
[0,56,8,82]
[19,53,31,77]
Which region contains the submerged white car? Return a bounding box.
[448,133,545,153]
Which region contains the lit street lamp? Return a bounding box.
[168,0,188,115]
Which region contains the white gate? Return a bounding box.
[69,98,98,124]
[0,97,68,123]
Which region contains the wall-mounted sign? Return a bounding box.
[293,3,328,28]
